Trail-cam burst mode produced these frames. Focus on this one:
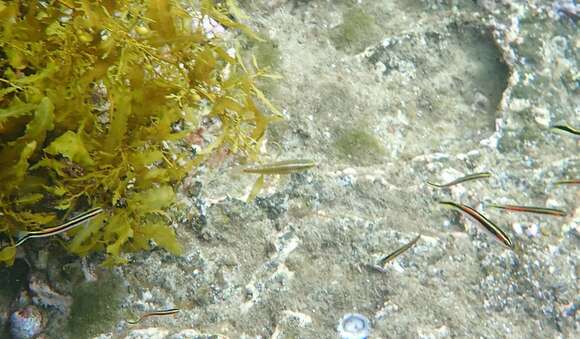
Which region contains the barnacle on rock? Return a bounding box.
[0,0,277,266]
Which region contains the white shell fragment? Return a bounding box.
[338,313,371,339]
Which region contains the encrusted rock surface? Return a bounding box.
[2,1,577,338]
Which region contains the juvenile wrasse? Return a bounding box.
[242,159,317,175]
[372,235,421,272]
[439,201,513,249]
[427,172,491,188]
[555,179,580,185]
[127,308,180,325]
[551,124,580,136]
[15,207,104,247]
[488,204,567,217]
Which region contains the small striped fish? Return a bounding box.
[127,308,180,325]
[551,124,580,136]
[439,201,513,249]
[488,204,567,217]
[242,159,317,175]
[427,172,491,188]
[555,179,580,185]
[15,207,104,247]
[374,235,421,271]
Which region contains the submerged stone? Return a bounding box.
[10,305,44,339]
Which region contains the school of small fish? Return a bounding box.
[370,123,577,270]
[1,121,576,334]
[424,124,576,254]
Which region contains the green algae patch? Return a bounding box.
[241,32,283,101]
[333,128,385,165]
[330,8,382,54]
[0,1,278,266]
[253,38,282,71]
[66,273,125,338]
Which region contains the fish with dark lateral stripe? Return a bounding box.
[127,308,180,325]
[14,208,104,247]
[555,179,580,185]
[488,204,567,217]
[242,159,317,174]
[427,172,491,188]
[369,235,421,273]
[551,124,580,136]
[439,201,513,249]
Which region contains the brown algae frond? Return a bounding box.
[0,0,277,266]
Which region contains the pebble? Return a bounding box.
[9,305,44,339]
[338,313,371,339]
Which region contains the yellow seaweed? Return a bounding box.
[0,0,276,265]
[45,131,95,167]
[0,246,16,266]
